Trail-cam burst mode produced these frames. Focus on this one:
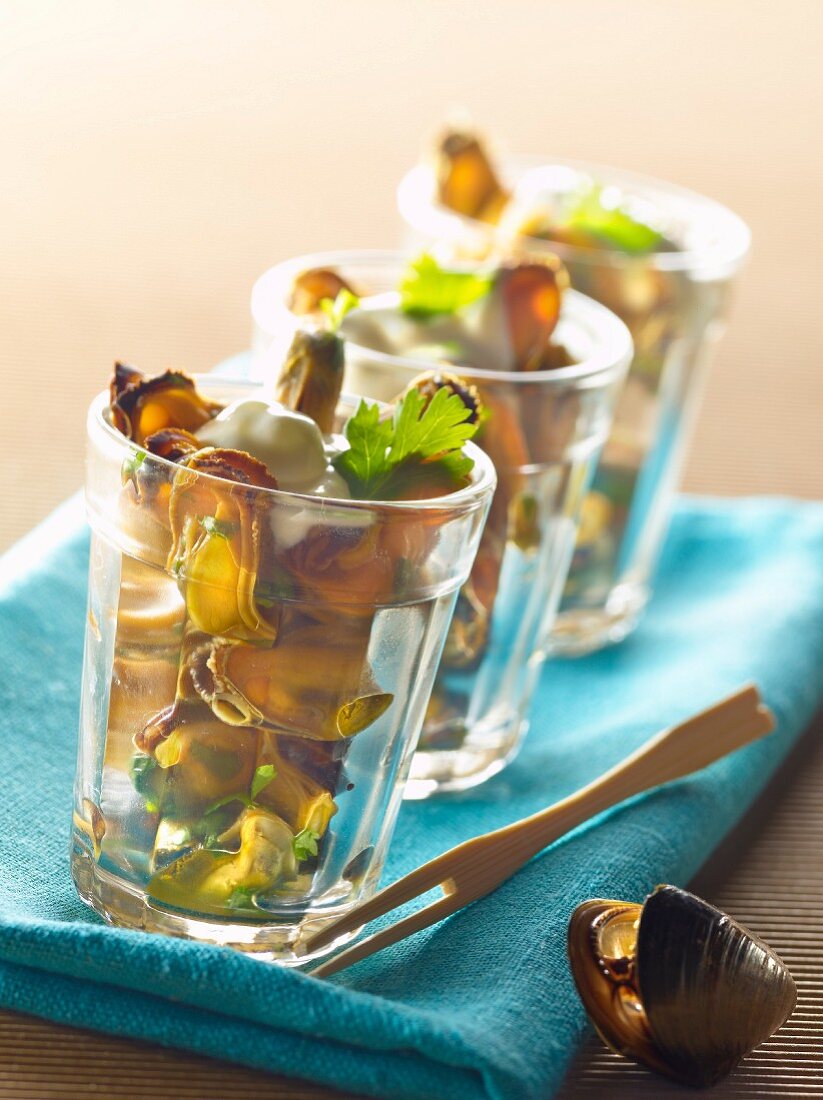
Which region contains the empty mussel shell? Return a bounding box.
[567,885,797,1088]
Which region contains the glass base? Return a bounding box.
[70,845,360,966]
[549,582,649,657]
[404,713,528,798]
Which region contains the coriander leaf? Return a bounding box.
[333,388,476,500]
[399,253,493,318]
[251,763,277,800]
[320,288,360,333]
[198,515,236,540]
[564,185,662,255]
[129,753,156,788]
[293,827,320,862]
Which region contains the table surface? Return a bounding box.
[2,3,822,1097]
[2,711,822,1100]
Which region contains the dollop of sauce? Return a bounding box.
[340,291,512,375]
[197,398,349,498]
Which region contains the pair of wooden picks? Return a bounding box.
[304,685,796,1087]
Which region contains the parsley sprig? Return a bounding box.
[399,253,492,319]
[333,387,477,500]
[320,288,360,333]
[194,764,278,846]
[564,185,663,254]
[198,515,236,540]
[293,827,320,862]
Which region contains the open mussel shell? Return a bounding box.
[568,885,797,1088]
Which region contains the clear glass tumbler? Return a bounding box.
[71,378,494,963]
[398,158,750,654]
[252,253,631,794]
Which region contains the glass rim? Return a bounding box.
[252,248,633,387]
[88,380,497,514]
[397,156,752,274]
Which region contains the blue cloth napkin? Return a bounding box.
[1,494,822,1100]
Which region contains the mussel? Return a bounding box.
[567,885,797,1088]
[110,364,222,445]
[274,328,345,434]
[434,126,509,223]
[196,625,393,740]
[166,447,279,642]
[148,806,298,914]
[494,256,569,371]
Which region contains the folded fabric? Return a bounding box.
[1,495,822,1100]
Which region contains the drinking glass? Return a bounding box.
[398,158,750,653]
[252,253,631,794]
[71,378,494,962]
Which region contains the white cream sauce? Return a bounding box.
[340,288,514,374]
[197,397,368,550]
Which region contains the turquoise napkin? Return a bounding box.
[1,495,822,1100]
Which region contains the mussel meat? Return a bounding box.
[148,806,297,913]
[434,126,509,223]
[109,365,222,445]
[567,884,797,1088]
[198,624,393,740]
[400,369,483,427]
[167,447,279,642]
[495,256,569,371]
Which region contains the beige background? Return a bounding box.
[1,1,822,552]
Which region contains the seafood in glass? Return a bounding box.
[252,251,631,794]
[398,126,750,654]
[72,351,494,962]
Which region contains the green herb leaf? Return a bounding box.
[293,827,320,862]
[195,794,250,847]
[564,185,662,254]
[226,886,257,910]
[254,565,295,606]
[320,288,360,333]
[251,763,277,800]
[201,793,252,817]
[333,399,394,492]
[333,388,476,500]
[399,253,493,318]
[121,448,147,485]
[130,753,163,810]
[198,515,236,540]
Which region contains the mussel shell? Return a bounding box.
[400,370,483,427]
[274,328,345,434]
[568,886,797,1089]
[636,885,797,1087]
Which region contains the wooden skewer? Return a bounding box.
[306,684,774,978]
